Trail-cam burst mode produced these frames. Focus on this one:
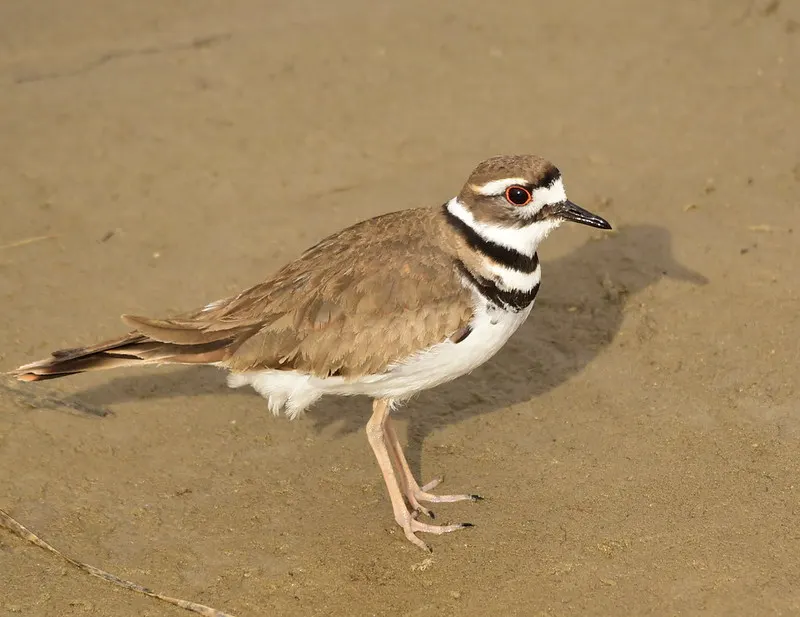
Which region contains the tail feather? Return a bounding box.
[10,330,238,383]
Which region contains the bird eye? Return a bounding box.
[505,185,532,206]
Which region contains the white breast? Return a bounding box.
[227,297,532,418]
[356,298,532,398]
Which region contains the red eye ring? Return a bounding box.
[505,185,532,206]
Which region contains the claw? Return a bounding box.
[417,506,436,520]
[397,513,473,551]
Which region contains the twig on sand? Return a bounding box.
[0,234,58,250]
[0,376,111,417]
[0,509,237,617]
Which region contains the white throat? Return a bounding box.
[445,197,562,256]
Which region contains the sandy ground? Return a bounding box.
[1,1,799,615]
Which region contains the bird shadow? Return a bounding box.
[60,224,706,481]
[311,223,708,479]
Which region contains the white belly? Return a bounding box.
[356,300,532,397]
[227,299,533,418]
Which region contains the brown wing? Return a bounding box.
[126,208,474,378]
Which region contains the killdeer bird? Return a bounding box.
[11,154,611,550]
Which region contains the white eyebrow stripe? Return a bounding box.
[468,177,568,218]
[470,178,529,196]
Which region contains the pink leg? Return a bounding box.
[366,399,472,551]
[384,416,483,515]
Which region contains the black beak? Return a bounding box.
[556,200,612,230]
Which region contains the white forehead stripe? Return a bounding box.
[471,178,529,196]
[528,177,567,210]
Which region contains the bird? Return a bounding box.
[10,154,612,551]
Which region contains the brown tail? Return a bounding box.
[9,313,256,383]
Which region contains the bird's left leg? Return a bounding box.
[384,416,483,517]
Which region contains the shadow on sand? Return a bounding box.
[59,224,706,480]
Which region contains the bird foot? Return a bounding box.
[394,477,483,550]
[409,477,484,512]
[395,508,473,552]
